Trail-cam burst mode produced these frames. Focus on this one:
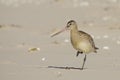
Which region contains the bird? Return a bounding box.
[51,20,98,70]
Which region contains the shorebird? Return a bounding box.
[51,20,98,70]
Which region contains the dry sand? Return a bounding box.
[0,0,120,80]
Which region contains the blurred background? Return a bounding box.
[0,0,120,80]
[0,0,120,30]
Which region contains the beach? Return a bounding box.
[0,0,120,80]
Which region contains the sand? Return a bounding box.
[0,0,120,80]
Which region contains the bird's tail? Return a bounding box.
[95,47,99,49]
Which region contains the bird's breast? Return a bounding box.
[71,35,93,53]
[77,41,93,53]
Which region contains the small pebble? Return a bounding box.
[102,16,111,21]
[103,46,109,50]
[116,40,120,45]
[64,39,69,43]
[88,23,94,27]
[42,57,46,61]
[103,35,109,38]
[28,47,40,52]
[56,71,62,78]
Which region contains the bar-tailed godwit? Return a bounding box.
[51,20,98,70]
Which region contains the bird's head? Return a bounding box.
[66,20,77,30]
[51,20,77,37]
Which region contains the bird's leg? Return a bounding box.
[76,51,83,57]
[81,54,87,70]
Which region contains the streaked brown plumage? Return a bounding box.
[51,20,98,70]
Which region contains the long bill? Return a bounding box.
[51,27,67,37]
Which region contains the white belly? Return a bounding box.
[77,42,93,53]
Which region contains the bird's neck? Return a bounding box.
[70,25,78,32]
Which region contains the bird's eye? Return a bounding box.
[69,23,72,25]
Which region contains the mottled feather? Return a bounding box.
[78,30,98,53]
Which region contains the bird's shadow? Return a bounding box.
[47,66,87,70]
